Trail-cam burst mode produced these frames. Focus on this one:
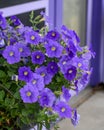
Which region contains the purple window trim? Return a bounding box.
[0,0,49,17]
[49,0,63,30]
[56,0,63,30]
[90,0,102,86]
[100,0,104,82]
[49,0,55,29]
[86,0,93,45]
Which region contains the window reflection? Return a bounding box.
[64,0,87,45]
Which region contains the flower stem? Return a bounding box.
[37,123,42,130]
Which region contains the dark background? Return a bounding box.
[0,0,45,28]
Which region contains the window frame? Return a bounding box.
[0,0,49,17]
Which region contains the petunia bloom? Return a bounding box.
[24,30,41,45]
[0,13,7,29]
[72,57,89,71]
[54,101,72,118]
[8,37,17,45]
[47,61,58,76]
[27,73,44,91]
[19,84,39,103]
[18,66,33,82]
[61,25,80,45]
[2,45,20,64]
[64,65,77,81]
[39,88,55,107]
[71,109,80,127]
[45,30,60,41]
[62,86,71,102]
[35,66,52,85]
[15,42,31,57]
[44,40,63,58]
[31,51,45,65]
[10,15,21,26]
[58,55,71,73]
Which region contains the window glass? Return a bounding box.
[7,8,45,28]
[63,0,87,45]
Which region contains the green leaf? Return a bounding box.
[34,15,42,21]
[11,109,18,118]
[21,116,30,124]
[10,98,15,106]
[0,70,6,78]
[0,90,5,101]
[14,91,20,99]
[5,82,11,89]
[7,71,14,77]
[22,109,28,116]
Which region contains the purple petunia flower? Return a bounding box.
[0,39,5,48]
[19,84,39,103]
[54,101,72,118]
[47,61,58,76]
[24,30,41,45]
[71,109,80,127]
[40,11,50,24]
[15,42,31,57]
[61,25,82,52]
[39,88,56,107]
[61,25,80,44]
[35,66,53,85]
[27,73,44,91]
[0,13,7,29]
[10,15,21,26]
[18,66,33,82]
[45,30,60,41]
[2,45,20,64]
[17,25,32,35]
[62,86,71,102]
[0,31,4,41]
[66,40,77,58]
[78,68,93,89]
[45,40,63,58]
[8,37,17,45]
[72,57,89,71]
[89,44,96,58]
[82,52,92,60]
[31,51,45,65]
[64,65,77,81]
[58,55,71,73]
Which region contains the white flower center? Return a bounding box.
[24,71,28,76]
[52,32,56,37]
[62,61,66,65]
[36,55,40,59]
[68,70,73,74]
[31,35,35,40]
[41,72,45,77]
[9,51,14,56]
[26,91,31,97]
[61,107,66,112]
[78,63,82,67]
[51,66,54,69]
[51,46,56,51]
[13,19,16,22]
[19,48,23,52]
[32,79,37,84]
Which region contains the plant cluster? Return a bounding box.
[0,11,94,130]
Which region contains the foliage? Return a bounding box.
[0,11,94,130]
